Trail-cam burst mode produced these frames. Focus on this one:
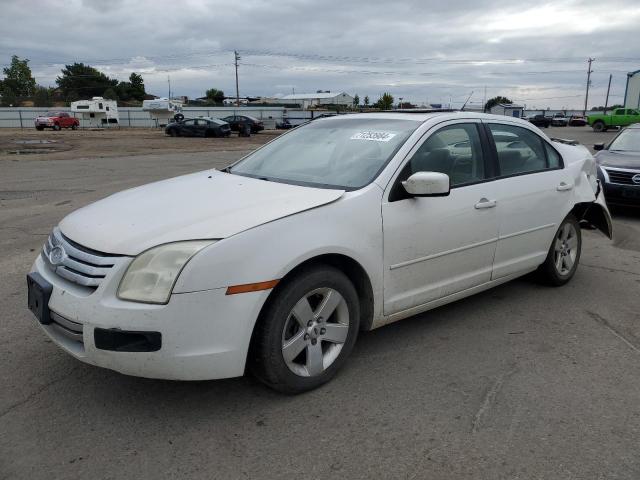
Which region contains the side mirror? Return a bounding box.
[402,172,450,197]
[593,143,605,151]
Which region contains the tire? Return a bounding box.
[537,215,581,286]
[71,124,78,130]
[53,124,61,131]
[36,126,44,131]
[250,265,360,394]
[168,129,178,137]
[592,121,605,133]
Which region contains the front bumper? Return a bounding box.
[597,168,640,206]
[30,254,269,380]
[601,182,640,206]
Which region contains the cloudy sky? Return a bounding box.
[1,0,639,109]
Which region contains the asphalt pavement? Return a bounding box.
[1,127,639,479]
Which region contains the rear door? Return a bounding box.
[485,122,574,279]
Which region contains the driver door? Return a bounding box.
[382,120,499,315]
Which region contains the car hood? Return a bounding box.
[595,150,640,170]
[59,170,344,255]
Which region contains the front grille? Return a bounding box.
[604,168,640,186]
[42,227,121,288]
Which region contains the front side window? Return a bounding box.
[230,117,420,189]
[408,123,486,186]
[489,124,548,176]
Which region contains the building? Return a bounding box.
[624,70,640,109]
[278,92,354,109]
[489,103,524,118]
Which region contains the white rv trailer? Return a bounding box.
[142,98,183,127]
[70,97,119,128]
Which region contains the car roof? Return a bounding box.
[315,111,535,126]
[627,123,640,129]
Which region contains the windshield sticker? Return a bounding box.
[350,131,397,142]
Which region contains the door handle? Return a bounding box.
[557,182,574,191]
[475,198,496,209]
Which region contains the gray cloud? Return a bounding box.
[1,0,639,108]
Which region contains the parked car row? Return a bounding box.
[525,114,587,128]
[164,114,265,137]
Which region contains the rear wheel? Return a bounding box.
[250,265,360,394]
[53,124,61,131]
[537,215,581,286]
[35,126,44,131]
[592,121,605,132]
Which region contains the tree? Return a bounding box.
[1,55,36,98]
[375,92,394,110]
[32,86,52,107]
[205,88,225,105]
[103,87,119,101]
[364,95,370,106]
[56,63,118,101]
[128,72,145,101]
[353,94,360,107]
[484,95,512,112]
[0,86,17,107]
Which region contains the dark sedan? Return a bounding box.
[220,115,264,133]
[527,114,551,128]
[165,117,231,137]
[595,123,640,206]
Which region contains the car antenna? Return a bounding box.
[460,91,474,111]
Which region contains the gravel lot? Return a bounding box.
[1,126,639,479]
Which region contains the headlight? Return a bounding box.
[117,240,216,304]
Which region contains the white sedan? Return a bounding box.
[27,112,612,393]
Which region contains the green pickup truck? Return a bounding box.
[587,108,640,132]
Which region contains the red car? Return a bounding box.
[34,111,79,131]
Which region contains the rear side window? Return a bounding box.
[488,124,549,176]
[545,144,561,168]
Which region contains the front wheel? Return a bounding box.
[250,265,360,394]
[53,124,61,131]
[71,124,78,130]
[592,121,605,133]
[537,215,581,286]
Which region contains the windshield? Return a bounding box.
[43,112,60,117]
[230,117,420,189]
[210,118,227,126]
[609,128,640,152]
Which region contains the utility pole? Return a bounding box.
[483,86,487,112]
[168,75,171,100]
[604,73,612,114]
[234,50,241,107]
[398,97,403,110]
[583,57,594,115]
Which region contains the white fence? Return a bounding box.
[0,107,319,129]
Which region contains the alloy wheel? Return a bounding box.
[281,287,349,377]
[554,222,578,275]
